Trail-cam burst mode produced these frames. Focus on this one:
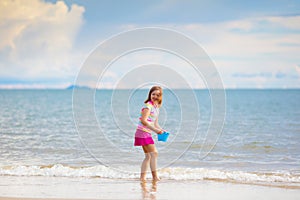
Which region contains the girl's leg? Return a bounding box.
[142,144,160,181]
[150,151,160,181]
[140,153,151,181]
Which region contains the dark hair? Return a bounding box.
[144,86,163,106]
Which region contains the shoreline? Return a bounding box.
[0,176,299,200]
[201,177,300,190]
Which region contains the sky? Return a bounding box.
[0,0,300,89]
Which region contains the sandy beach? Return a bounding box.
[0,175,299,200]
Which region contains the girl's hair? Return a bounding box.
[144,86,163,106]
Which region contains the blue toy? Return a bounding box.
[158,131,169,142]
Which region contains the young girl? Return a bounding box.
[134,86,165,181]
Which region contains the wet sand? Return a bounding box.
[0,176,299,200]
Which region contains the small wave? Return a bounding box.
[0,164,138,179]
[159,168,300,188]
[0,164,299,188]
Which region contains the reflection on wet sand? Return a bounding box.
[140,180,157,200]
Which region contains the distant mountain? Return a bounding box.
[66,85,91,90]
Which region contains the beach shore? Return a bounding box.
[0,176,299,200]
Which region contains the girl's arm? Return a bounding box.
[141,108,163,134]
[154,118,162,130]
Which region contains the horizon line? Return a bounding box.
[0,84,299,90]
[0,87,299,90]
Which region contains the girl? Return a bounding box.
[134,86,165,181]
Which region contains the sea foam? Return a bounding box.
[0,164,299,187]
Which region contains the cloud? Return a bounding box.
[100,15,300,88]
[116,15,300,88]
[265,15,300,30]
[178,16,300,88]
[296,65,300,73]
[0,0,85,81]
[1,1,299,89]
[183,16,300,57]
[76,48,208,89]
[232,72,272,78]
[0,83,70,89]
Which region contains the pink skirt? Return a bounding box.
[134,129,154,146]
[134,137,154,146]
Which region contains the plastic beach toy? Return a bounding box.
[158,131,169,142]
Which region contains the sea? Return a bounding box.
[0,89,299,188]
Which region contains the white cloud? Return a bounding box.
[176,16,300,57]
[1,1,299,89]
[0,0,85,80]
[78,48,208,89]
[95,16,300,88]
[265,16,300,30]
[170,16,300,88]
[296,65,300,74]
[0,83,71,89]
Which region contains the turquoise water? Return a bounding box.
[0,89,299,186]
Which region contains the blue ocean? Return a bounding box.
[0,89,299,187]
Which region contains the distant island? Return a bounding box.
[66,85,91,90]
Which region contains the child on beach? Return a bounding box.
[134,86,165,181]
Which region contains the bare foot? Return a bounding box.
[140,172,147,182]
[151,171,160,181]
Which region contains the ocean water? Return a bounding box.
[0,89,299,187]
